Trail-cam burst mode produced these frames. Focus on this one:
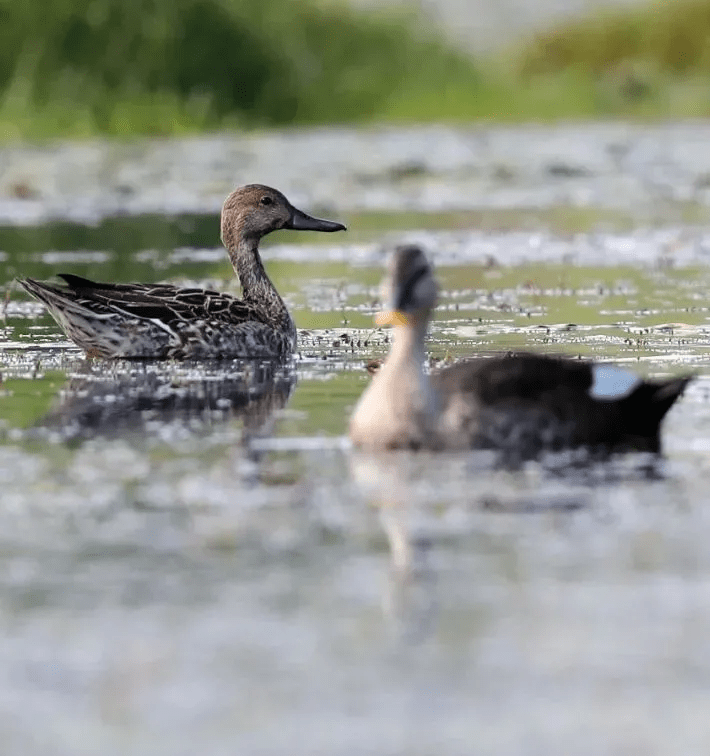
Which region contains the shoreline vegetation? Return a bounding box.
[2,0,710,141]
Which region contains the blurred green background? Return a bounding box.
[2,0,710,139]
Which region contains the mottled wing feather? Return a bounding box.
[19,275,292,359]
[57,275,256,326]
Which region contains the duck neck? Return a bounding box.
[230,236,293,333]
[386,320,428,373]
[378,318,432,403]
[350,314,438,450]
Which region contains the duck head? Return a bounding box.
[376,245,438,328]
[221,184,346,249]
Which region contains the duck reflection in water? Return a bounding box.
[350,453,439,645]
[37,360,296,442]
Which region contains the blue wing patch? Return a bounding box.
[589,364,642,400]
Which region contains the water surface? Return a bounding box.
[2,132,710,754]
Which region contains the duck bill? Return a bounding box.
[375,310,409,327]
[286,206,346,233]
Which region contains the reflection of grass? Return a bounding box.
[432,262,710,362]
[347,203,710,240]
[0,371,65,429]
[5,201,708,289]
[283,374,366,436]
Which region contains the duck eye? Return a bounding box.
[260,196,273,206]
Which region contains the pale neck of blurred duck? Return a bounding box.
[350,308,436,449]
[379,313,430,382]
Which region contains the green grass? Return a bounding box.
[0,0,486,138]
[515,0,710,118]
[4,0,710,140]
[519,0,710,76]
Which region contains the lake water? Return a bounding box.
[2,125,710,755]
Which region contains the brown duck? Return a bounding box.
[19,185,346,359]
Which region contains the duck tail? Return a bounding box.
[620,376,692,451]
[18,277,76,311]
[17,277,111,347]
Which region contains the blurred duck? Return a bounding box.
[19,185,345,359]
[349,246,691,457]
